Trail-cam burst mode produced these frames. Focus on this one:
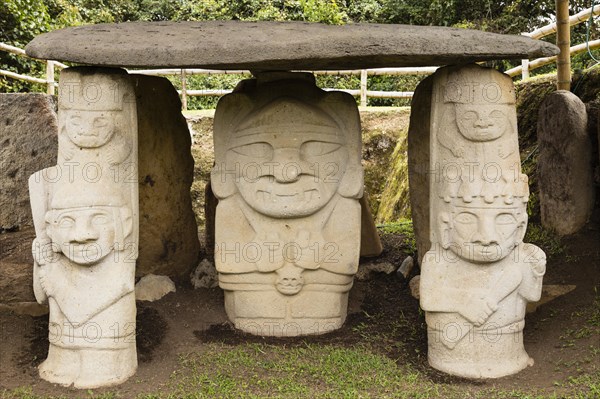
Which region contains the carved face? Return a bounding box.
[275,264,304,295]
[226,129,348,218]
[444,206,524,263]
[48,207,116,265]
[63,110,116,148]
[455,104,509,142]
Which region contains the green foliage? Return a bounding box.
[376,133,410,223]
[0,0,51,92]
[377,218,416,255]
[524,223,564,258]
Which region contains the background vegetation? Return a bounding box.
[2,0,600,108]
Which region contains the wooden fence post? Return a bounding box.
[46,60,55,95]
[521,59,530,80]
[360,69,368,107]
[181,69,188,111]
[556,0,571,90]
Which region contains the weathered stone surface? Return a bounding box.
[212,72,363,336]
[0,94,57,231]
[26,21,557,70]
[205,185,383,260]
[135,274,176,301]
[397,256,414,279]
[526,284,576,313]
[538,91,595,236]
[359,195,383,257]
[0,301,48,317]
[0,262,35,303]
[190,258,218,289]
[134,74,201,278]
[355,261,395,281]
[0,228,36,303]
[415,64,546,379]
[30,67,138,388]
[409,275,420,300]
[204,181,217,257]
[408,75,434,264]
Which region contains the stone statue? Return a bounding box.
[211,72,363,336]
[29,67,138,388]
[417,64,546,378]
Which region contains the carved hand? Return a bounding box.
[461,298,495,327]
[32,238,58,266]
[452,146,465,158]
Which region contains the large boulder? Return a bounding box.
[134,74,201,278]
[538,90,595,235]
[0,94,57,232]
[407,75,434,264]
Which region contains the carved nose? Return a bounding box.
[474,117,493,128]
[72,219,98,243]
[272,148,301,183]
[472,221,499,246]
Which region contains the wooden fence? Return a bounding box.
[0,42,67,95]
[2,6,600,107]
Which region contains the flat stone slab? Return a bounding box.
[25,21,558,70]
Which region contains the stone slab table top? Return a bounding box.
[25,21,558,70]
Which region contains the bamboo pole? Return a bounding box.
[181,69,188,111]
[556,0,571,90]
[506,39,600,77]
[521,59,530,80]
[525,4,600,39]
[46,61,55,95]
[0,68,47,84]
[360,69,368,107]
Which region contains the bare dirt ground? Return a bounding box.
[0,220,598,398]
[1,109,598,397]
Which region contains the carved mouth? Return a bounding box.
[276,280,304,295]
[255,189,319,204]
[468,244,503,259]
[77,131,100,137]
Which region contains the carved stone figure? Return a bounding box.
[414,64,546,378]
[211,72,363,336]
[29,67,138,388]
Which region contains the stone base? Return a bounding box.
[221,283,351,337]
[39,343,137,389]
[426,326,533,379]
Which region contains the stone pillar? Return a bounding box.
[538,90,595,236]
[211,72,363,336]
[29,67,138,388]
[411,64,546,378]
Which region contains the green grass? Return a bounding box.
[523,223,565,258]
[377,218,417,256]
[4,338,600,399]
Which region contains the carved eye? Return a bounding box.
[461,111,478,121]
[93,117,109,128]
[300,141,341,158]
[58,217,75,228]
[454,212,476,224]
[490,110,505,120]
[496,213,517,225]
[231,142,273,158]
[68,116,81,126]
[92,214,110,226]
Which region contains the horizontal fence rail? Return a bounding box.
[0,42,67,94]
[508,39,600,77]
